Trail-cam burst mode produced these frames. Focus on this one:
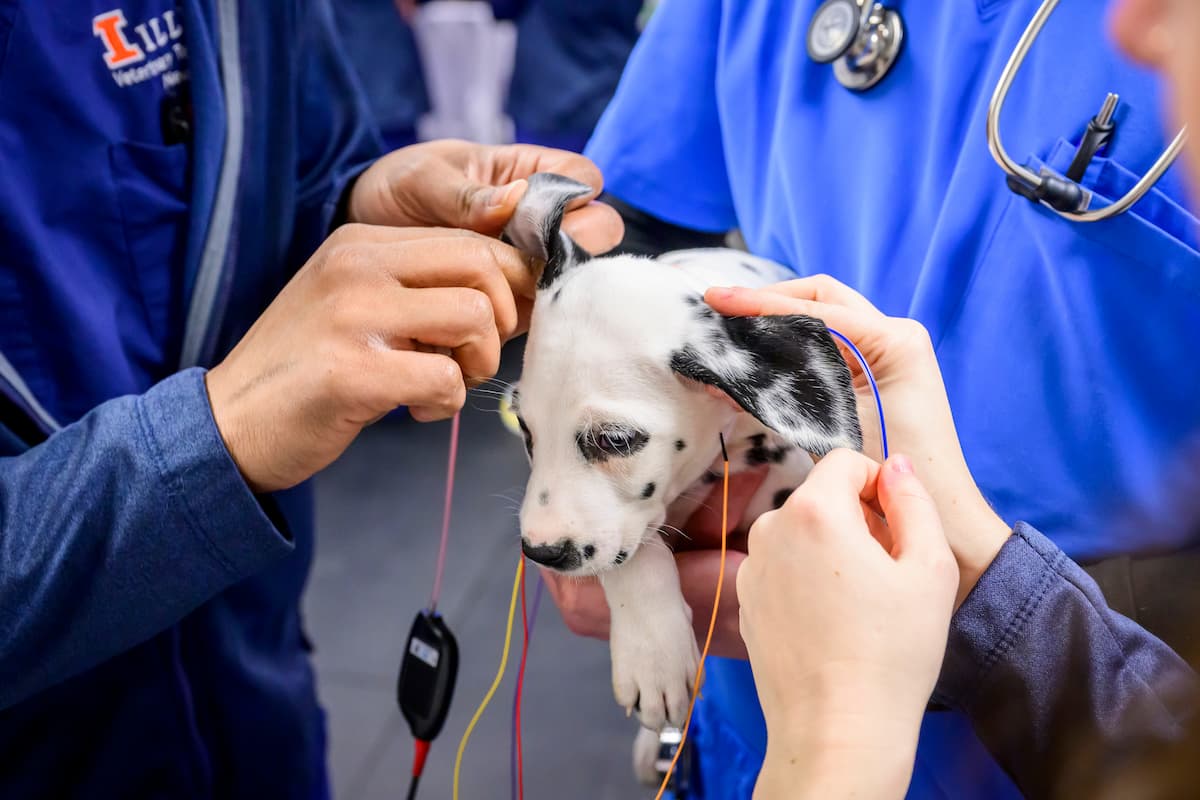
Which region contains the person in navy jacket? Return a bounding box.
[722,0,1200,796]
[0,1,620,796]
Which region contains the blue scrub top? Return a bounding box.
[587,0,1200,797]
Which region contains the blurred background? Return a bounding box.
[305,3,658,797]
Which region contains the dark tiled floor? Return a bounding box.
[304,344,651,799]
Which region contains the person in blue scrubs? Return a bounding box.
[0,1,619,796]
[547,0,1200,797]
[729,5,1200,796]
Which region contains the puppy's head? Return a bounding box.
[506,174,861,576]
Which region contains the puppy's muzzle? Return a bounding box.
[521,538,583,571]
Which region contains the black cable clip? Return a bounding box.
[397,610,460,799]
[1066,93,1119,183]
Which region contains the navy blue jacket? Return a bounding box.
[0,0,380,795]
[499,0,642,147]
[937,523,1199,798]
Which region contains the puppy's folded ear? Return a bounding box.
[671,312,863,456]
[501,173,593,290]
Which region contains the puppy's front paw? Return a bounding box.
[609,605,700,731]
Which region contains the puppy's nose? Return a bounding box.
[521,538,581,571]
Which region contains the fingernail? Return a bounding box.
[707,286,736,300]
[891,455,914,475]
[487,179,526,210]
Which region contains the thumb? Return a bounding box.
[460,178,529,235]
[877,455,946,561]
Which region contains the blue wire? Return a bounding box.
[826,328,889,461]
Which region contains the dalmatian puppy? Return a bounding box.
[503,174,862,731]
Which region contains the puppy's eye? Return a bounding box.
[578,426,649,463]
[596,431,634,452]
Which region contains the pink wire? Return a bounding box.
[429,411,461,612]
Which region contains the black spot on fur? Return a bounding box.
[683,294,701,307]
[552,288,562,303]
[669,314,862,456]
[675,439,686,451]
[746,434,792,466]
[577,425,650,464]
[701,471,722,485]
[641,482,656,500]
[538,490,549,506]
[615,550,628,565]
[740,259,763,275]
[772,488,792,509]
[583,544,596,560]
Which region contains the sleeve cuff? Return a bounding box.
[322,159,376,234]
[933,522,1066,709]
[136,368,294,581]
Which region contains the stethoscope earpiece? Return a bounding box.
[806,0,904,92]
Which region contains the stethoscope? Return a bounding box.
[806,0,1189,223]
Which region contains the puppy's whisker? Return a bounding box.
[657,524,691,542]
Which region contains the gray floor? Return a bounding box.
[304,343,651,800]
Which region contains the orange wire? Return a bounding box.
[654,453,729,799]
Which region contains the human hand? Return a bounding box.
[347,140,625,255]
[542,468,768,659]
[706,276,1010,606]
[737,451,957,800]
[206,225,532,494]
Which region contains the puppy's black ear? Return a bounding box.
[671,312,863,456]
[501,173,593,289]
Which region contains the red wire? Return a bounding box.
[515,561,530,800]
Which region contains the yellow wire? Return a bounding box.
[655,457,729,800]
[453,556,525,800]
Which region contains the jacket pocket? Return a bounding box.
[108,139,191,370]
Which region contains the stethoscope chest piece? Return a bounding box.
[807,0,904,91]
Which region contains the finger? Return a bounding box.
[876,455,948,563]
[484,144,606,199]
[763,275,882,312]
[562,201,625,255]
[680,467,769,549]
[863,504,894,553]
[676,549,748,660]
[327,225,537,314]
[389,234,536,308]
[444,143,606,234]
[352,239,524,339]
[513,296,533,339]
[385,287,501,384]
[541,569,611,639]
[787,448,882,521]
[384,148,533,236]
[373,350,466,422]
[329,221,484,246]
[705,288,881,338]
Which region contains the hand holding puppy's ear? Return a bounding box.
[707,275,1012,607]
[347,140,624,255]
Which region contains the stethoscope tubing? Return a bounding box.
[986,0,1188,222]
